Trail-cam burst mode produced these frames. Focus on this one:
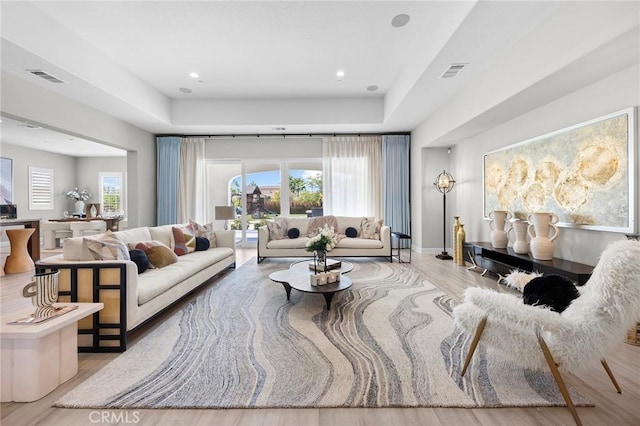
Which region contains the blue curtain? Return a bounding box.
[156,136,182,225]
[382,135,410,242]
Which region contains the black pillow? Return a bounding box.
[345,227,358,238]
[523,275,580,313]
[129,249,150,274]
[195,236,210,251]
[287,228,300,239]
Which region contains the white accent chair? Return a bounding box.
[453,239,640,426]
[42,222,73,250]
[70,221,107,238]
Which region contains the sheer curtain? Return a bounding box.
[178,137,206,223]
[156,136,181,225]
[382,135,410,237]
[323,136,383,218]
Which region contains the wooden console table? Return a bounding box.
[0,219,41,262]
[463,242,594,285]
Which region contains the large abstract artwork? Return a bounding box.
[1,157,12,204]
[484,108,636,233]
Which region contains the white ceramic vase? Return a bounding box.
[507,219,530,254]
[74,200,85,214]
[489,210,511,249]
[527,212,559,260]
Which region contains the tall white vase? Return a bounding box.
[527,212,559,260]
[508,219,530,254]
[74,200,85,214]
[489,210,511,249]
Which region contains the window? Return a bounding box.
[28,166,54,210]
[99,172,125,216]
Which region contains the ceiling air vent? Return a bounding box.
[440,63,467,79]
[25,69,66,84]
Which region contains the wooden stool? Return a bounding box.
[4,228,36,273]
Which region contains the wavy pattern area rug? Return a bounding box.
[56,258,591,409]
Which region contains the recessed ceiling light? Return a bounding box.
[391,14,410,28]
[179,87,192,93]
[189,72,199,78]
[366,85,378,92]
[336,70,345,78]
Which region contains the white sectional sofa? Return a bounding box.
[258,215,391,263]
[36,224,235,352]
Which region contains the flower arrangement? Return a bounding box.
[305,225,337,253]
[66,187,92,201]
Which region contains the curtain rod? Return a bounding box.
[156,132,411,139]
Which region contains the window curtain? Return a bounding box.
[323,136,383,218]
[382,135,410,239]
[156,136,181,225]
[178,137,206,224]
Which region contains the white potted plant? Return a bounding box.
[66,187,92,215]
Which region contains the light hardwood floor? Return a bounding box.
[1,247,639,426]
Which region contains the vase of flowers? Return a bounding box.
[66,187,92,214]
[306,225,337,272]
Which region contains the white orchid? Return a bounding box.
[305,225,337,252]
[66,187,92,201]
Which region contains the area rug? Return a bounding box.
[56,258,591,409]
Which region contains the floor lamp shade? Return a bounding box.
[434,170,455,260]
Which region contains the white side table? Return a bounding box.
[1,303,103,402]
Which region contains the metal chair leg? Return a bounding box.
[601,359,622,394]
[538,334,582,426]
[461,317,487,377]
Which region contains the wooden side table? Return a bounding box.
[4,228,36,273]
[1,303,103,402]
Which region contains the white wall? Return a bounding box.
[0,143,76,220]
[412,64,640,266]
[205,137,323,159]
[1,71,156,228]
[0,142,128,251]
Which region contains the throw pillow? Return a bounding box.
[128,249,150,274]
[345,226,358,238]
[523,275,580,313]
[144,245,179,268]
[129,240,167,251]
[287,227,300,239]
[172,226,196,256]
[267,220,288,240]
[360,218,383,240]
[189,219,217,248]
[83,233,130,261]
[195,236,210,251]
[502,270,542,292]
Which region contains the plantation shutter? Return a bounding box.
[29,167,54,210]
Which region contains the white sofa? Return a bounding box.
[36,224,236,352]
[258,215,391,262]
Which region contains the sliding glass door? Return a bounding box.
[207,159,322,246]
